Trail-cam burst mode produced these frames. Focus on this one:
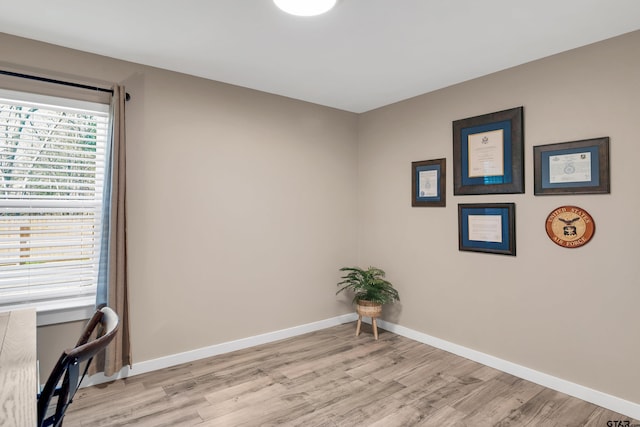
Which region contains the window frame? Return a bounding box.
[0,87,111,324]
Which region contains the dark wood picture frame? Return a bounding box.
[453,107,524,195]
[458,203,516,256]
[411,158,446,207]
[533,137,610,195]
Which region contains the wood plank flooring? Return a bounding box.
[63,323,637,426]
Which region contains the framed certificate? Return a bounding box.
[533,137,610,195]
[453,107,524,195]
[458,203,516,256]
[412,158,446,207]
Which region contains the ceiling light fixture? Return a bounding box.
[273,0,337,17]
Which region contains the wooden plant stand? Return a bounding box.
[355,300,382,340]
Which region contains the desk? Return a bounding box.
[0,309,37,426]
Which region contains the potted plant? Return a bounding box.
[336,266,400,340]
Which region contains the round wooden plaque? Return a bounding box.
[545,206,595,248]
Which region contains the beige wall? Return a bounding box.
[357,30,640,403]
[1,29,638,405]
[1,33,358,375]
[124,67,359,361]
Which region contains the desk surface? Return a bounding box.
[0,309,37,427]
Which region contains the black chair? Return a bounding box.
[37,306,120,427]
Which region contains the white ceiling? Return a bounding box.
[1,0,639,113]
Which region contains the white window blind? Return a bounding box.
[0,89,110,309]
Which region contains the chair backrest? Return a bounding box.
[37,306,119,427]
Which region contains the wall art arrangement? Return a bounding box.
[452,106,524,195]
[411,158,446,207]
[410,105,609,254]
[458,203,516,256]
[533,137,610,195]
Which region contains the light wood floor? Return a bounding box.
[63,323,637,426]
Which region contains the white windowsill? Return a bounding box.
[0,297,95,326]
[36,302,95,326]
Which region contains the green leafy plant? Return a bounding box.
[336,266,400,305]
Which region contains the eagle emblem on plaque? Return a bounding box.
[545,206,595,248]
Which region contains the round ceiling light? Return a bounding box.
[273,0,337,16]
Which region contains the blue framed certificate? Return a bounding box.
[458,203,516,256]
[412,158,446,207]
[453,107,524,195]
[534,137,610,195]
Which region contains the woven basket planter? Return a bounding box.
[355,300,382,318]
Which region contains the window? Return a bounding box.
[0,88,110,312]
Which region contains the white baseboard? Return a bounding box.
[82,313,358,387]
[83,314,639,420]
[376,319,640,421]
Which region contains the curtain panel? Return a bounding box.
[94,85,131,376]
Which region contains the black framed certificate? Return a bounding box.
[412,158,446,207]
[453,107,524,195]
[534,137,610,195]
[458,203,516,256]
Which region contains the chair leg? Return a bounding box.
[372,317,378,340]
[356,315,362,336]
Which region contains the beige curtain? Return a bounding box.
[94,85,132,376]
